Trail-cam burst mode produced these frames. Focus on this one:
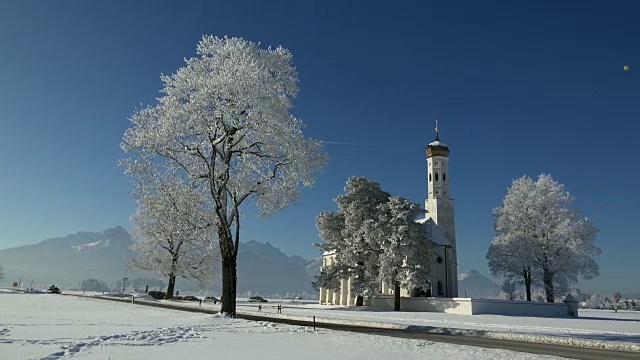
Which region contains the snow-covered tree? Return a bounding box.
[80,279,110,292]
[487,238,536,301]
[501,279,518,300]
[128,171,217,299]
[122,36,327,314]
[315,177,432,310]
[487,176,538,300]
[315,177,390,305]
[487,174,600,303]
[373,196,431,311]
[587,294,603,309]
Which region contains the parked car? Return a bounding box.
[47,285,61,294]
[175,295,199,301]
[147,291,166,300]
[248,296,267,303]
[204,296,220,304]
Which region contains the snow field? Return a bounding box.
[158,297,640,352]
[0,293,567,360]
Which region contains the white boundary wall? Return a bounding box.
[371,296,571,317]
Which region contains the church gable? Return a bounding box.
[417,217,450,246]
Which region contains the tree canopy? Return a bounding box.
[122,36,327,314]
[316,176,432,310]
[128,170,217,298]
[487,174,600,302]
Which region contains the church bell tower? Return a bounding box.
[425,120,458,297]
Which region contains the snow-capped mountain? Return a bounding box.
[236,240,315,295]
[0,226,136,289]
[457,270,502,298]
[304,255,323,278]
[0,227,316,296]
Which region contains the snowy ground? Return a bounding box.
[150,296,640,350]
[0,292,567,360]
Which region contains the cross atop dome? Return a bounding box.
[426,119,449,158]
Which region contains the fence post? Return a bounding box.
[313,316,316,330]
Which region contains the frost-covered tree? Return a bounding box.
[80,279,110,292]
[487,176,538,300]
[316,177,432,310]
[122,36,327,314]
[315,177,390,305]
[487,174,600,303]
[373,196,431,311]
[587,294,603,309]
[501,279,518,300]
[487,239,536,301]
[128,171,217,299]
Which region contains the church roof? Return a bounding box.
[426,120,449,158]
[428,140,448,147]
[416,217,451,246]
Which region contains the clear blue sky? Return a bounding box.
[1,1,638,294]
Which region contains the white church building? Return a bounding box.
[319,125,459,305]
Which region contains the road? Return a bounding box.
[80,295,640,360]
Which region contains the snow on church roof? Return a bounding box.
[416,217,451,246]
[428,140,448,147]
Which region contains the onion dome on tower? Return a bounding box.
[426,119,449,158]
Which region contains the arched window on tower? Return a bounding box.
[443,173,446,182]
[435,173,439,181]
[437,281,443,296]
[429,173,432,182]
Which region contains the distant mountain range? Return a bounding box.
[457,270,502,298]
[0,227,320,297]
[0,227,135,289]
[0,226,507,299]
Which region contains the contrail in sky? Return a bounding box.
[321,141,378,146]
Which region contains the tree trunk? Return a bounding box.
[166,273,176,299]
[355,295,364,306]
[523,267,532,301]
[394,282,401,311]
[220,242,237,316]
[543,269,555,302]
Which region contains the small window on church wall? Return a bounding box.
[443,173,446,181]
[436,256,443,264]
[435,173,439,181]
[429,173,432,182]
